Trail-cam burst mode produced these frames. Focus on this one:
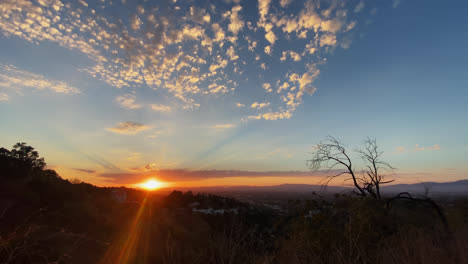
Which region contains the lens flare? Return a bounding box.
[139,179,163,190]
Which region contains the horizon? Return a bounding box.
[1,0,467,188]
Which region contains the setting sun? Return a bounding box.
[138,179,164,191]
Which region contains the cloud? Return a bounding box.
[151,104,172,112]
[429,145,441,150]
[228,5,244,35]
[396,144,441,152]
[236,102,245,107]
[0,0,382,121]
[115,94,142,109]
[189,7,210,24]
[99,169,336,184]
[147,132,162,139]
[280,0,292,8]
[226,46,239,60]
[211,124,236,129]
[107,121,151,135]
[251,102,270,109]
[263,83,272,92]
[0,63,79,95]
[281,51,302,62]
[395,146,406,152]
[0,93,8,101]
[392,0,401,8]
[258,0,271,22]
[73,168,96,174]
[265,29,277,44]
[248,109,293,120]
[319,34,337,46]
[354,1,365,13]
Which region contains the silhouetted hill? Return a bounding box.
[382,180,468,196]
[163,180,468,197]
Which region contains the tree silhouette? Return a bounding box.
[0,142,46,180]
[307,136,394,199]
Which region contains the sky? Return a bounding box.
[0,0,467,187]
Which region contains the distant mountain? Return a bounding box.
[382,180,468,195]
[162,180,468,196]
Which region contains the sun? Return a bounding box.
[138,179,164,191]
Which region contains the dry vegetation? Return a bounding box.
[1,143,467,263]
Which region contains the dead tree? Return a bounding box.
[356,137,395,199]
[307,136,366,197]
[307,136,394,199]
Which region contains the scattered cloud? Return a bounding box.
[429,145,441,150]
[236,102,246,107]
[280,0,292,8]
[151,104,172,112]
[392,0,401,8]
[107,121,151,135]
[354,1,365,13]
[227,5,244,35]
[0,64,79,95]
[0,0,380,121]
[211,124,236,129]
[395,146,406,153]
[115,94,142,109]
[0,93,8,101]
[147,130,162,138]
[396,144,441,153]
[263,83,272,92]
[251,102,270,109]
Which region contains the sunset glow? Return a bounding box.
[0,0,467,187]
[138,179,164,191]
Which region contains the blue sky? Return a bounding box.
[0,0,467,186]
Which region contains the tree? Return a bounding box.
[0,142,46,179]
[10,142,46,170]
[307,136,394,199]
[356,137,395,199]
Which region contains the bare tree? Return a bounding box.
[307,136,394,199]
[356,137,395,199]
[307,136,366,197]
